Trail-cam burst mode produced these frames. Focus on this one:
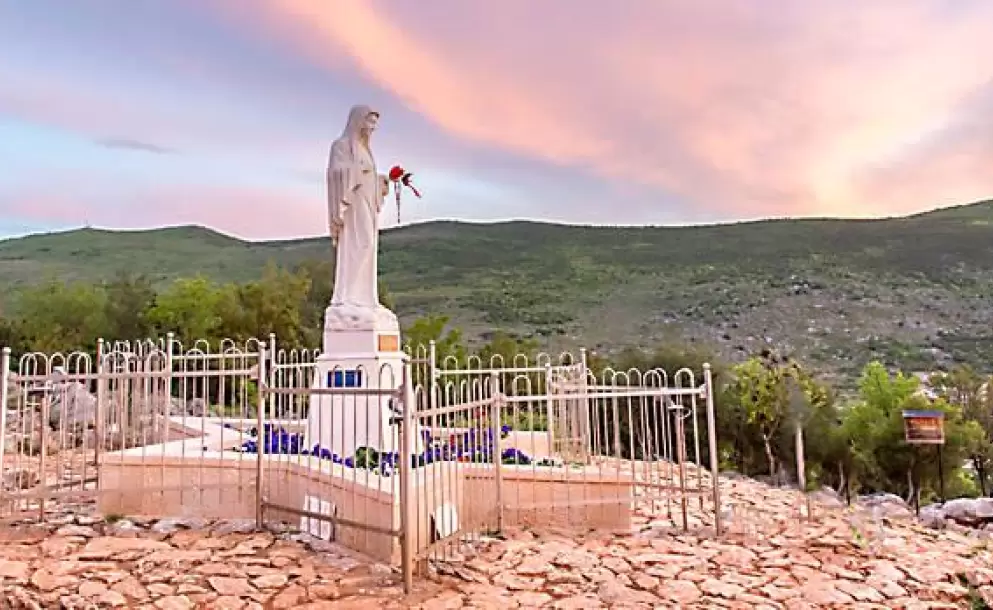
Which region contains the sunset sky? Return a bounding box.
[1,1,991,240]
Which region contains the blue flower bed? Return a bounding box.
[237,423,532,477]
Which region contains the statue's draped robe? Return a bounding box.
[326,105,384,309]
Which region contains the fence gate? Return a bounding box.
[408,367,504,567]
[255,355,409,579]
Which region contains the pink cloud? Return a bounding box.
[245,0,993,218]
[850,86,993,215]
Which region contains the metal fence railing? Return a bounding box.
[1,335,724,593]
[0,338,263,523]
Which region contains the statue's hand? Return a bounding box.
[330,216,344,245]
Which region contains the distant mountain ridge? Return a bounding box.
[2,199,992,379]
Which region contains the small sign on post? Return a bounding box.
[902,409,946,511]
[902,410,945,445]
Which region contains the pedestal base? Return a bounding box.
[321,303,400,352]
[304,303,422,462]
[305,355,402,460]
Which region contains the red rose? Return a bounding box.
[388,165,405,182]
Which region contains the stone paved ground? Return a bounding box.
[2,473,993,608]
[0,517,438,609]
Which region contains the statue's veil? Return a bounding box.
[340,105,377,159]
[327,105,378,246]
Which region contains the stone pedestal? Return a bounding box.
[304,303,424,461]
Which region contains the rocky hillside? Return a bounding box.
[2,467,993,608]
[1,200,992,381]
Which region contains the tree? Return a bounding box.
[14,280,109,354]
[858,361,919,415]
[146,276,234,345]
[839,362,922,497]
[476,331,539,369]
[728,351,830,478]
[840,361,989,502]
[930,365,993,495]
[930,365,985,411]
[220,263,312,348]
[403,315,466,364]
[954,418,990,497]
[0,313,25,356]
[103,272,156,341]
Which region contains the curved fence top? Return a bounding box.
[3,336,710,393]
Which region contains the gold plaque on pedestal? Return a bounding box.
[377,334,400,352]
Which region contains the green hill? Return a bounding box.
[2,200,993,380]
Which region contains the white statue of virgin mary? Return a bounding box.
[325,105,397,330]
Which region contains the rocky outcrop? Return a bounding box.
[921,497,993,530]
[47,382,99,429]
[855,492,915,520]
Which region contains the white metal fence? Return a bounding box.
[1,335,722,592]
[0,336,263,522]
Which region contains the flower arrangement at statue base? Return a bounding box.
[234,423,567,478]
